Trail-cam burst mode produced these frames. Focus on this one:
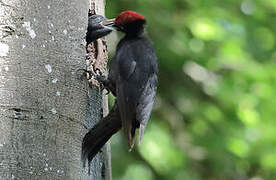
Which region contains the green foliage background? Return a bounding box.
[106,0,276,179]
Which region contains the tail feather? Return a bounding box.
[127,132,135,151]
[138,124,146,145]
[81,104,121,170]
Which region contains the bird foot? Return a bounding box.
[77,68,110,94]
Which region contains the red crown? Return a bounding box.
[115,11,145,25]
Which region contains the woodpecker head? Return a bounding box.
[101,11,146,35]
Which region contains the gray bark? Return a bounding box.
[0,0,109,179]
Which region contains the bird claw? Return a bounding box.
[77,69,93,79]
[93,67,103,76]
[77,68,111,93]
[77,66,104,80]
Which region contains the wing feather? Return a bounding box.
[116,48,139,147]
[115,36,158,147]
[136,74,158,144]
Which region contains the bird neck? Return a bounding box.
[125,28,145,38]
[121,20,146,38]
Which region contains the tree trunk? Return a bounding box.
[0,0,110,179]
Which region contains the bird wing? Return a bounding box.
[116,48,139,148]
[136,74,158,144]
[116,38,158,148]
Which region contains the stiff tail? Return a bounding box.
[81,104,121,170]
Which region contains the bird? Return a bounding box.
[82,10,158,168]
[86,14,112,45]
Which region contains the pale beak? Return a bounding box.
[100,18,116,30]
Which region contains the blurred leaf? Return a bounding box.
[189,17,224,41]
[139,122,185,175]
[121,164,153,180]
[106,0,276,179]
[227,138,249,158]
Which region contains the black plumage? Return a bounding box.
[114,35,158,147]
[82,11,158,167]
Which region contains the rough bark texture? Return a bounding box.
[102,93,112,180]
[85,0,112,179]
[0,0,109,179]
